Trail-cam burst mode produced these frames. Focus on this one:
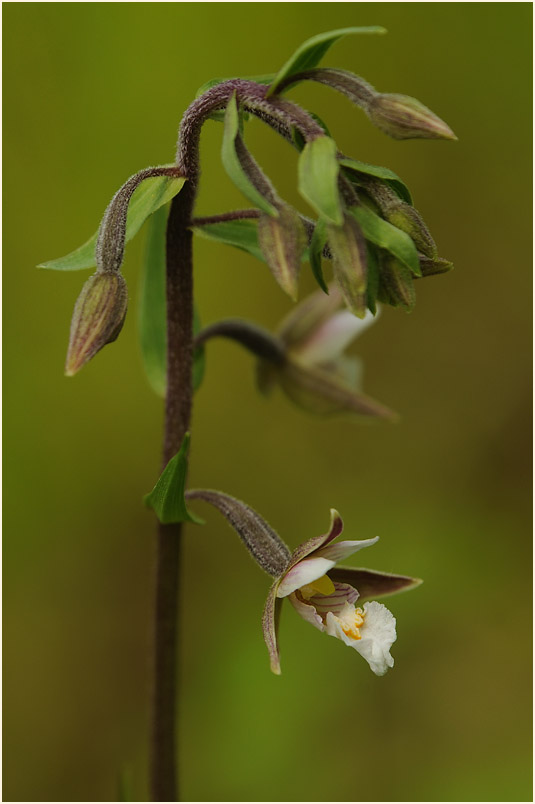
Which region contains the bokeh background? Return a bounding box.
[3,3,532,802]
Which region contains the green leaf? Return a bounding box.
[144,433,203,525]
[309,218,329,293]
[267,27,386,97]
[339,157,413,204]
[298,137,343,225]
[221,95,279,216]
[139,206,206,397]
[192,219,266,262]
[138,205,167,396]
[350,204,421,277]
[140,210,206,394]
[39,170,186,271]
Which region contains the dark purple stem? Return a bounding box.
[151,79,326,802]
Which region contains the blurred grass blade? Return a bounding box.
[298,137,343,225]
[38,170,186,271]
[340,157,413,204]
[351,205,421,276]
[139,206,205,397]
[267,26,386,96]
[144,433,204,525]
[221,95,279,216]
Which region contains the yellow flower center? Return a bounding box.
[299,574,335,599]
[337,605,365,640]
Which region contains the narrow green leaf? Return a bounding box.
[340,157,413,204]
[309,218,329,293]
[350,205,421,276]
[144,433,203,525]
[138,205,167,396]
[38,170,186,271]
[221,95,279,216]
[298,137,343,225]
[267,27,386,97]
[193,219,266,262]
[139,206,205,397]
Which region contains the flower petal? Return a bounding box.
[314,536,379,562]
[277,284,344,348]
[295,309,377,366]
[328,566,422,601]
[288,592,325,631]
[262,580,284,674]
[277,555,337,598]
[326,600,396,675]
[282,509,344,580]
[308,582,359,617]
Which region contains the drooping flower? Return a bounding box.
[257,284,396,420]
[263,508,420,675]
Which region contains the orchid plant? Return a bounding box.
[40,27,455,802]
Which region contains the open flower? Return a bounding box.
[263,509,420,675]
[257,284,396,420]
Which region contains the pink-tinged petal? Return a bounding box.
[314,536,379,563]
[284,509,344,573]
[325,601,396,676]
[296,309,378,366]
[308,582,359,617]
[262,580,283,675]
[277,555,337,598]
[288,592,325,632]
[328,567,422,601]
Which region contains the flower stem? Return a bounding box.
[150,182,196,802]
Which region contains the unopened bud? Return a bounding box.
[368,93,456,141]
[384,202,437,259]
[418,255,454,277]
[378,255,416,312]
[65,272,128,376]
[327,213,368,318]
[257,205,307,300]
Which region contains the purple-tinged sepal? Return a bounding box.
[377,254,416,312]
[328,566,422,601]
[368,93,456,141]
[65,272,128,376]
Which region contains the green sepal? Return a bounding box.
[298,137,343,226]
[339,157,412,205]
[144,433,203,525]
[139,206,205,397]
[221,95,279,216]
[267,26,386,97]
[309,218,329,293]
[350,205,421,277]
[38,171,186,271]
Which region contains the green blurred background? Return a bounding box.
[3,3,532,801]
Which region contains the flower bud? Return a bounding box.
[327,213,368,318]
[65,272,128,376]
[257,205,307,300]
[383,202,437,259]
[368,93,456,141]
[377,255,416,312]
[418,255,454,277]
